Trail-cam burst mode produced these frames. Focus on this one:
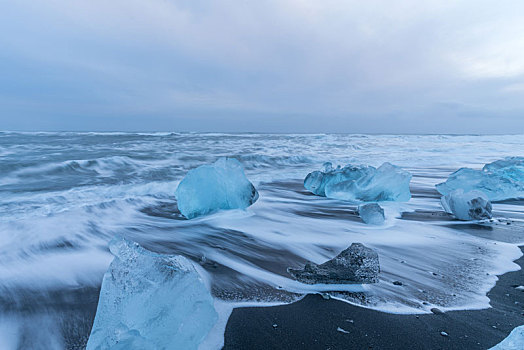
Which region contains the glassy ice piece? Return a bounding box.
[358,203,386,225]
[440,189,492,221]
[304,162,411,202]
[436,157,524,201]
[175,157,259,219]
[483,157,524,181]
[86,238,217,350]
[490,325,524,350]
[304,164,371,197]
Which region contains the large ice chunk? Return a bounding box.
[86,238,217,350]
[175,157,259,219]
[304,162,411,202]
[436,157,524,201]
[440,189,492,221]
[358,203,386,225]
[489,325,524,350]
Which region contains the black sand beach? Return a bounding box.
[224,247,524,350]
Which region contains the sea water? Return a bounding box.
[0,132,522,348]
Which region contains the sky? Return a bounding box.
[0,0,523,133]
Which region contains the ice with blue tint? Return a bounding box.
[303,162,371,196]
[304,162,411,202]
[358,203,385,225]
[440,189,492,221]
[86,238,217,350]
[489,325,524,350]
[436,157,524,201]
[175,157,259,219]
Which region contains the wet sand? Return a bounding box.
[224,247,524,350]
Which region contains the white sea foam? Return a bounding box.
[0,133,522,347]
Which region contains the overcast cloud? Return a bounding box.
[0,0,523,133]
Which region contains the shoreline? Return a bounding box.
[224,246,524,349]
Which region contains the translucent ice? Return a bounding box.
[86,238,217,350]
[490,325,524,350]
[440,189,492,221]
[436,157,524,201]
[358,203,386,225]
[175,157,259,219]
[304,162,411,202]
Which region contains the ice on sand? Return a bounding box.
[304,162,411,202]
[176,157,259,219]
[489,325,524,350]
[86,238,217,350]
[436,157,524,201]
[440,189,492,221]
[358,203,386,225]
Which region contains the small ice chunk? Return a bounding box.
[175,157,259,219]
[337,327,350,334]
[489,325,524,350]
[440,189,492,221]
[304,162,411,202]
[86,238,217,350]
[358,203,385,225]
[436,157,524,201]
[288,243,380,284]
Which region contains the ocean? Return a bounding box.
[0,132,523,348]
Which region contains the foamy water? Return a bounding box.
[0,132,523,348]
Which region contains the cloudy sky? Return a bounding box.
[1,0,523,133]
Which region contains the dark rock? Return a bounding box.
[469,196,492,220]
[431,308,444,315]
[288,243,380,284]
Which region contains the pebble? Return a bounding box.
[431,308,444,315]
[321,293,331,300]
